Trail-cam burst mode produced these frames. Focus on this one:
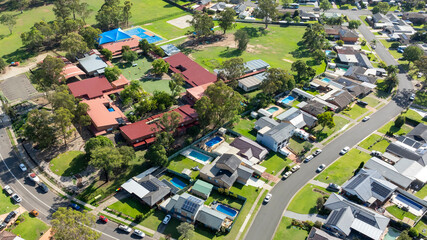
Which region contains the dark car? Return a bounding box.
[4,211,17,223]
[0,221,6,230]
[38,183,49,193]
[68,203,81,211]
[327,183,341,192]
[357,100,368,106]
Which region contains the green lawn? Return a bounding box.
[312,116,350,142]
[287,184,330,214]
[414,218,427,235]
[386,205,417,221]
[291,100,301,108]
[358,134,390,153]
[415,184,427,199]
[315,149,372,185]
[205,190,244,210]
[167,155,200,179]
[361,96,381,108]
[379,39,403,60]
[139,78,172,94]
[143,14,191,40]
[112,56,153,81]
[49,151,87,177]
[414,92,427,109]
[288,137,313,155]
[189,24,326,75]
[342,104,369,120]
[260,153,290,174]
[0,185,18,215]
[360,16,370,26]
[11,212,50,240]
[402,109,427,124]
[231,118,257,141]
[273,217,309,240]
[378,122,412,136]
[108,197,150,219]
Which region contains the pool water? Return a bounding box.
[281,96,295,104]
[205,136,223,148]
[215,204,237,217]
[321,77,331,83]
[170,178,187,189]
[107,107,115,112]
[189,150,211,162]
[124,27,162,43]
[383,228,401,240]
[395,194,423,211]
[267,106,279,113]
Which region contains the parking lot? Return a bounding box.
[0,74,41,103]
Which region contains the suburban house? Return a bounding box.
[307,227,341,240]
[344,66,378,84]
[341,169,397,206]
[121,174,171,207]
[325,25,344,40]
[370,13,394,28]
[199,154,254,188]
[276,107,318,128]
[402,12,427,25]
[406,123,427,143]
[77,51,108,76]
[335,47,373,68]
[100,37,141,56]
[334,77,373,98]
[120,104,198,147]
[254,116,278,131]
[185,82,213,104]
[164,52,217,87]
[323,193,390,240]
[338,28,359,43]
[256,122,297,152]
[384,21,417,36]
[300,100,327,117]
[160,44,181,56]
[191,180,214,199]
[299,10,318,21]
[326,90,354,110]
[67,76,114,99]
[291,88,315,101]
[238,72,267,92]
[230,136,269,163]
[209,2,232,12]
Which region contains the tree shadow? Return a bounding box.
[218,48,242,58]
[62,153,88,177]
[2,47,39,63]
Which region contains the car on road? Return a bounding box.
[30,210,39,217]
[133,229,145,238]
[291,165,300,172]
[304,155,314,163]
[162,215,171,225]
[363,116,371,122]
[264,193,272,203]
[352,7,357,10]
[11,193,22,203]
[4,211,17,223]
[28,173,40,183]
[313,149,322,156]
[282,171,292,179]
[68,203,81,211]
[371,150,382,157]
[3,185,13,196]
[409,93,415,101]
[38,183,49,193]
[118,224,132,233]
[340,146,350,155]
[19,163,27,172]
[327,183,341,192]
[316,164,326,173]
[394,9,400,12]
[99,215,108,223]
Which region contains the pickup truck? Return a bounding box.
[3,185,13,196]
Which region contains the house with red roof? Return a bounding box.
[120,105,198,147]
[185,82,213,104]
[164,52,217,88]
[67,76,114,99]
[100,37,141,56]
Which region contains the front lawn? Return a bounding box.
[414,91,427,109]
[315,149,372,185]
[378,122,413,135]
[260,153,290,174]
[167,155,201,179]
[287,184,330,214]
[231,118,257,141]
[402,109,427,124]
[11,212,50,240]
[288,137,313,155]
[386,205,417,221]
[312,116,350,141]
[379,39,403,60]
[108,197,150,219]
[342,104,369,120]
[273,217,309,240]
[358,134,390,153]
[49,151,87,177]
[0,185,18,215]
[361,96,382,108]
[414,218,427,235]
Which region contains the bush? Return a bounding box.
[391,42,400,49]
[361,40,367,46]
[394,115,405,128]
[336,40,344,46]
[314,221,322,228]
[408,228,418,238]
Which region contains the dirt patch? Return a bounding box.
[282,58,294,63]
[143,23,153,26]
[246,44,269,54]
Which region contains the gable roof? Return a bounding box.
[238,72,267,89]
[355,53,374,69]
[196,206,227,230]
[327,90,353,109]
[174,193,205,218]
[263,122,296,142]
[301,100,327,116]
[339,28,359,38]
[307,227,342,240]
[186,82,213,101]
[216,154,241,172]
[407,123,427,143]
[67,76,114,99]
[62,63,85,80]
[244,59,270,73]
[121,179,150,199]
[98,28,132,45]
[230,136,269,161]
[364,157,414,188]
[192,180,213,196]
[255,116,279,130]
[276,107,318,128]
[237,164,254,181]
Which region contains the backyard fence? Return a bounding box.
[212,186,247,232]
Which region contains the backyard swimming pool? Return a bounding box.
[383,228,401,240]
[170,177,187,189]
[215,204,237,218]
[188,150,211,162]
[124,27,162,44]
[205,136,223,148]
[281,96,295,104]
[267,106,279,113]
[321,77,331,83]
[395,194,423,212]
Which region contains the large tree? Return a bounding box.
[234,29,250,51]
[120,80,147,105]
[61,32,89,60]
[84,136,114,156]
[151,59,169,76]
[415,56,427,86]
[31,55,65,90]
[348,20,362,30]
[384,73,399,93]
[221,58,246,88]
[189,13,214,38]
[169,73,185,98]
[291,60,316,82]
[89,146,126,182]
[195,81,244,128]
[50,85,76,112]
[145,143,168,166]
[261,68,295,95]
[177,222,195,240]
[377,2,390,14]
[302,23,326,51]
[218,8,235,34]
[317,112,335,131]
[104,66,121,82]
[122,0,133,28]
[54,107,75,146]
[253,0,279,29]
[79,26,102,49]
[51,207,101,240]
[152,91,174,111]
[0,14,17,34]
[23,109,57,149]
[403,45,423,64]
[319,0,332,12]
[74,102,91,132]
[122,49,138,63]
[96,0,124,30]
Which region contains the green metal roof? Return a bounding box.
[192,180,213,195]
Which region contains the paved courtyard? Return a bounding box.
[0,74,41,103]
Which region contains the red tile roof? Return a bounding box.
[186,82,213,101]
[100,37,141,56]
[67,76,114,99]
[111,74,130,88]
[62,64,86,79]
[164,52,217,87]
[82,96,127,130]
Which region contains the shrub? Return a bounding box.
[391,42,400,49]
[394,115,405,128]
[336,40,344,46]
[408,228,418,238]
[314,221,322,228]
[361,40,367,46]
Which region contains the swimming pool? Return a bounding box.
[205,136,223,148]
[267,106,279,113]
[383,228,401,240]
[281,96,295,104]
[215,204,237,218]
[107,107,115,112]
[170,178,187,189]
[321,77,331,83]
[395,194,423,211]
[124,27,162,44]
[188,150,211,162]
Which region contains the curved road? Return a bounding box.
[245,8,414,240]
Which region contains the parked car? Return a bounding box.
[352,7,357,10]
[38,183,49,193]
[0,221,6,230]
[363,116,371,122]
[99,215,108,223]
[291,165,300,172]
[304,155,314,163]
[19,163,27,172]
[162,215,171,225]
[327,183,341,192]
[30,210,39,217]
[133,229,145,238]
[11,193,22,203]
[313,149,322,156]
[4,211,17,223]
[68,203,81,211]
[316,164,326,173]
[28,173,40,183]
[340,146,350,155]
[264,193,272,203]
[371,150,382,157]
[282,171,292,179]
[3,185,13,196]
[409,93,415,101]
[357,100,368,106]
[118,224,132,233]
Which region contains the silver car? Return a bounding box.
[11,193,22,203]
[118,224,132,233]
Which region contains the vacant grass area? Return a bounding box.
[386,205,417,221]
[415,184,427,199]
[11,212,50,240]
[402,109,427,124]
[108,197,150,219]
[167,155,200,179]
[414,218,427,235]
[378,122,413,135]
[315,149,371,185]
[140,78,173,94]
[359,134,390,153]
[312,116,350,142]
[379,39,403,60]
[288,137,313,155]
[205,190,244,210]
[231,118,257,141]
[361,96,382,108]
[112,56,153,81]
[287,184,330,214]
[190,24,326,75]
[49,151,87,177]
[273,217,309,240]
[260,153,290,174]
[0,186,18,215]
[342,104,369,120]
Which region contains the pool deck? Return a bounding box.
[181,148,212,165]
[266,104,285,118]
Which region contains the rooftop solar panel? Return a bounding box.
[371,181,391,198]
[345,174,369,189]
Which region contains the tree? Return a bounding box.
[118,146,135,166]
[221,58,245,88]
[122,50,138,63]
[51,207,101,240]
[261,68,295,95]
[151,59,169,76]
[415,56,427,81]
[84,136,114,156]
[61,32,89,60]
[21,27,45,52]
[316,197,325,211]
[336,39,344,46]
[78,2,94,24]
[386,65,398,75]
[31,55,65,90]
[90,146,125,182]
[302,23,326,51]
[0,14,17,34]
[145,143,168,166]
[395,115,405,128]
[371,6,380,14]
[104,66,121,82]
[74,102,91,132]
[152,91,174,111]
[54,107,75,145]
[151,44,165,57]
[139,39,151,54]
[0,58,6,73]
[134,96,154,117]
[50,85,76,112]
[348,20,361,29]
[377,2,391,14]
[194,81,244,128]
[53,0,72,21]
[157,111,182,134]
[218,8,235,34]
[9,0,29,12]
[403,45,423,64]
[397,230,412,240]
[384,73,399,93]
[79,26,101,49]
[23,109,57,149]
[319,0,332,11]
[253,0,278,29]
[177,222,194,240]
[408,228,419,238]
[96,0,124,30]
[234,29,250,51]
[282,0,293,8]
[293,16,301,23]
[122,0,133,28]
[291,60,315,82]
[317,112,335,131]
[120,80,147,105]
[312,49,325,64]
[189,13,214,38]
[169,73,185,98]
[100,48,113,61]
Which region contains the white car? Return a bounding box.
[316,164,326,173]
[162,215,171,225]
[133,229,145,238]
[11,193,22,203]
[304,155,314,163]
[19,163,27,172]
[362,116,371,122]
[264,193,272,203]
[291,165,300,172]
[3,185,13,196]
[118,224,132,233]
[28,173,40,183]
[313,149,322,156]
[340,146,350,155]
[282,171,292,179]
[409,94,415,101]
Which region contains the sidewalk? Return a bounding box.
[236,188,266,240]
[283,210,327,223]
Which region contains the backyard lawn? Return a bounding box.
[358,134,390,153]
[386,205,417,221]
[167,155,200,179]
[378,122,413,135]
[361,96,382,108]
[260,153,290,174]
[312,116,350,141]
[231,118,257,141]
[205,190,244,210]
[342,104,369,120]
[273,217,309,240]
[315,149,371,185]
[11,212,50,240]
[112,56,153,81]
[414,218,427,235]
[49,151,87,177]
[287,184,330,214]
[288,137,313,155]
[0,185,18,215]
[415,184,427,199]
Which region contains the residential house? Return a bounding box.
[334,77,373,98]
[384,22,416,36]
[256,122,297,152]
[299,10,318,21]
[254,116,278,131]
[326,90,354,110]
[323,193,390,240]
[209,2,232,12]
[402,12,427,25]
[371,13,394,28]
[276,107,318,128]
[121,175,171,207]
[199,154,254,188]
[325,25,343,40]
[234,3,247,14]
[307,228,342,240]
[336,47,373,68]
[238,72,267,92]
[230,136,269,163]
[100,37,141,56]
[160,44,181,56]
[344,66,378,84]
[0,231,24,240]
[338,28,359,43]
[191,180,213,199]
[300,100,327,117]
[77,51,108,76]
[292,88,315,101]
[407,123,427,143]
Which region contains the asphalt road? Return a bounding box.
[245,8,415,240]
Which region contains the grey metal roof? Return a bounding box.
[244,59,270,73]
[364,157,413,188]
[78,54,108,73]
[121,179,149,199]
[196,206,227,230]
[276,107,300,121]
[264,122,296,142]
[230,136,269,160]
[386,141,421,160]
[326,207,354,236]
[237,165,254,181]
[160,44,181,56]
[139,175,171,206]
[407,123,427,143]
[217,154,241,172]
[327,90,353,109]
[255,116,278,130]
[339,29,359,38]
[355,53,374,69]
[292,88,315,100]
[238,72,267,88]
[276,107,318,128]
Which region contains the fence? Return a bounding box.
[211,186,247,232]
